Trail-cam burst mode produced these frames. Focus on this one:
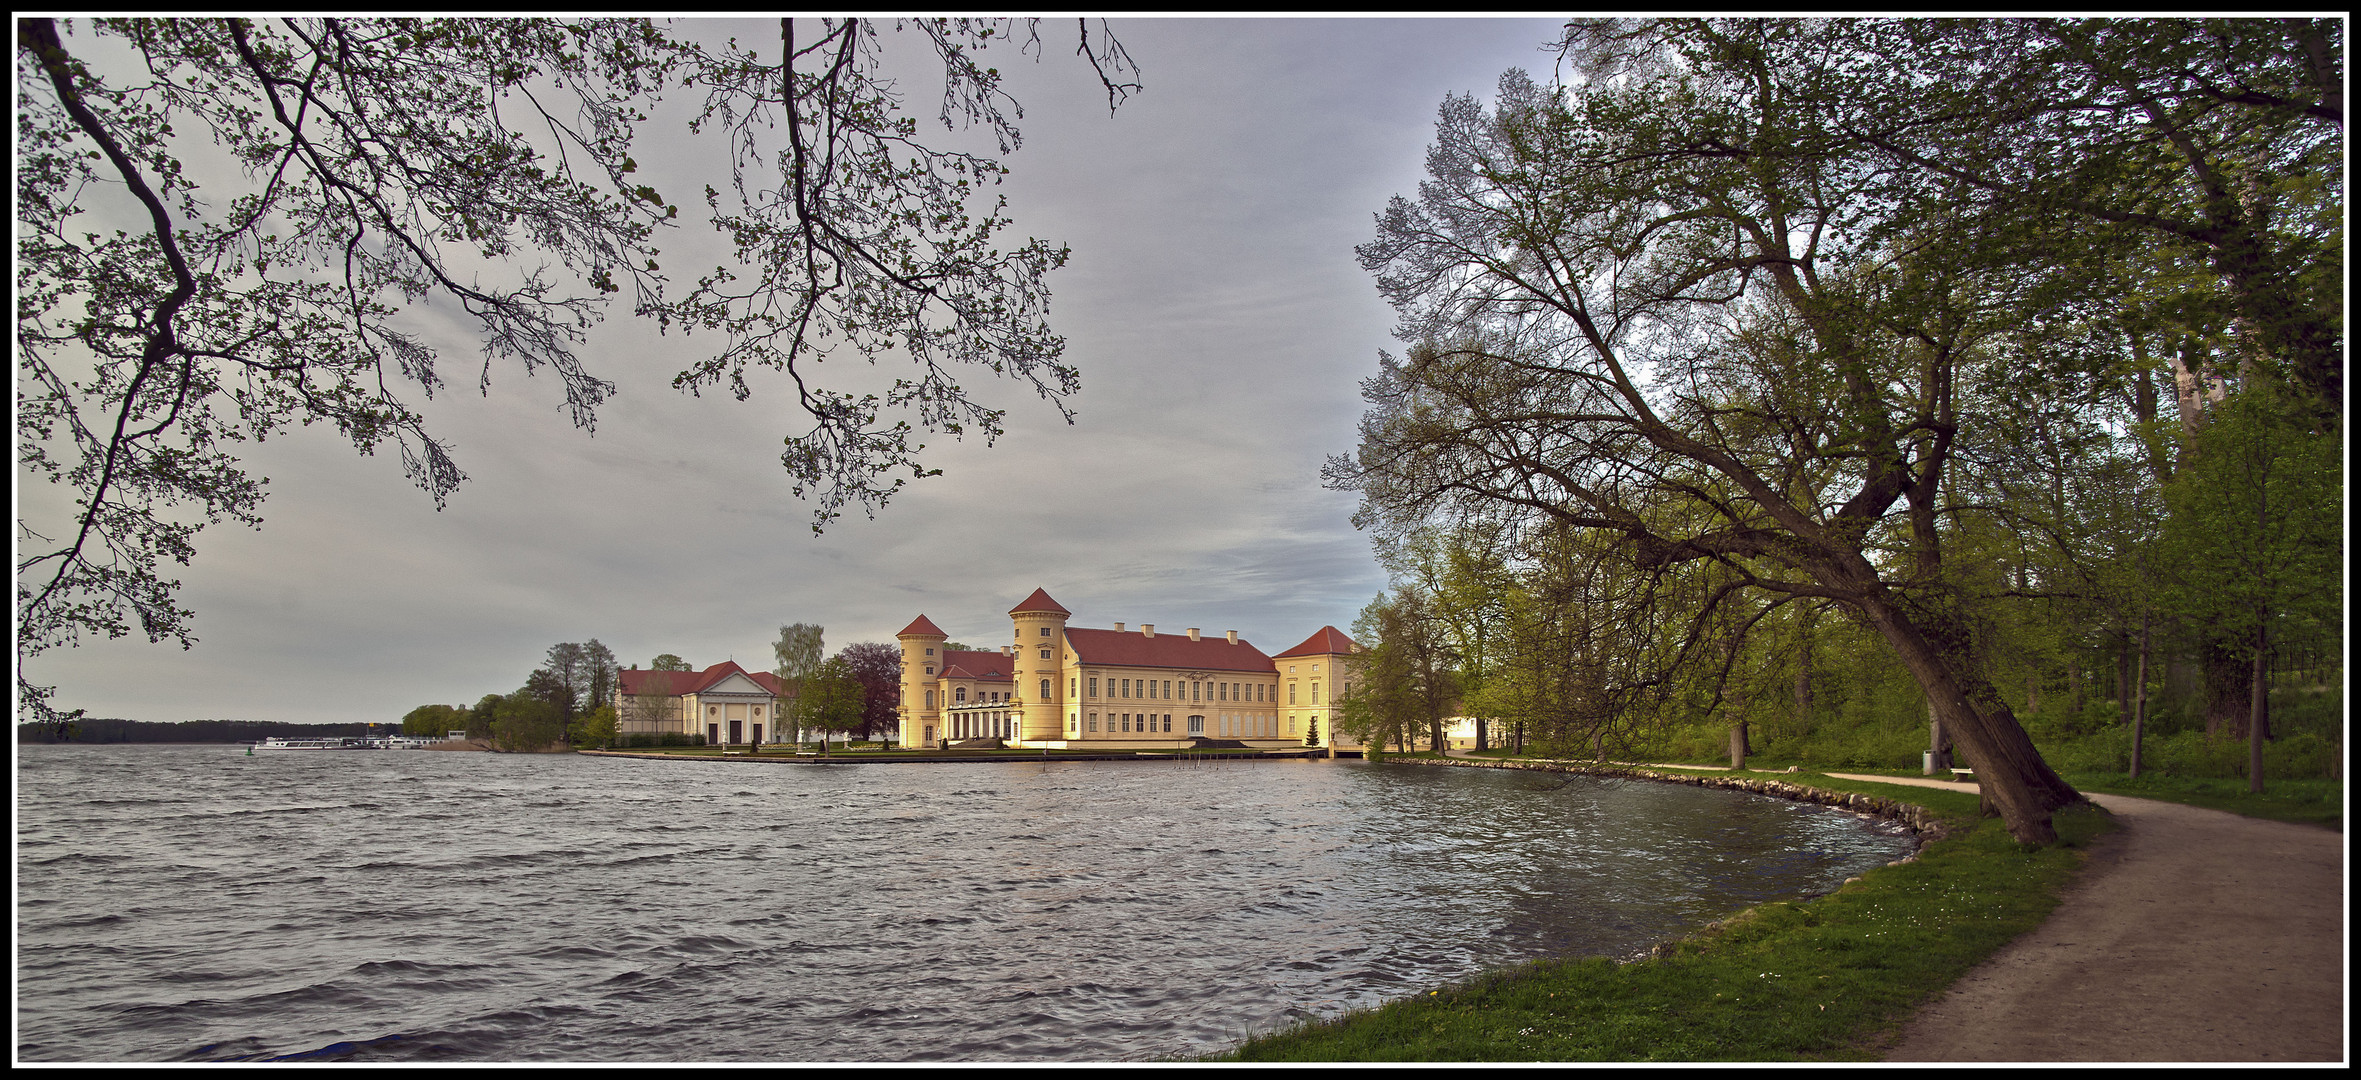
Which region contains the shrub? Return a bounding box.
[614,732,706,749]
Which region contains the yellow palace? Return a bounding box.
[896,588,1364,751]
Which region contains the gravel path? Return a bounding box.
[1819,774,2346,1063]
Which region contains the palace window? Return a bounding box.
[925,690,936,708]
[1040,626,1051,636]
[1089,677,1098,697]
[1162,715,1173,733]
[1040,679,1052,699]
[1312,682,1321,704]
[1188,715,1204,734]
[1040,649,1052,659]
[955,687,967,703]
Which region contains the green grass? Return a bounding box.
[2063,772,2342,831]
[1220,776,2108,1062]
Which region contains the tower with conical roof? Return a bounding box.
[1007,588,1071,743]
[896,614,948,747]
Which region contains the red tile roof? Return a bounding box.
[618,662,786,698]
[898,614,947,637]
[1273,626,1358,658]
[1065,627,1274,673]
[1007,588,1070,616]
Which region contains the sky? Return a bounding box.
[20,16,1574,725]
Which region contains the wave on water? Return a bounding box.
[16,744,1914,1063]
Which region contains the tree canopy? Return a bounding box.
[1331,17,2341,843]
[15,16,1138,722]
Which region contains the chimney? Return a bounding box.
[1114,622,1126,633]
[1187,628,1200,641]
[1001,645,1011,655]
[1226,630,1239,644]
[1142,624,1155,638]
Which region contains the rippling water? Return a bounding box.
[15,745,1913,1062]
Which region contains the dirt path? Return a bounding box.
[1818,774,2345,1063]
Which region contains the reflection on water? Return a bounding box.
[16,746,1912,1061]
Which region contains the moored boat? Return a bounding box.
[250,737,374,750]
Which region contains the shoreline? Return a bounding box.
[577,747,1334,764]
[1392,756,1956,854]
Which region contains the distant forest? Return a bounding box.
[16,719,390,744]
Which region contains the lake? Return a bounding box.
[14,745,1914,1061]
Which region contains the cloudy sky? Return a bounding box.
[23,17,1571,725]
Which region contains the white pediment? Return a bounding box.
[700,672,771,696]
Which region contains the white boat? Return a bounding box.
[251,737,374,750]
[365,735,437,750]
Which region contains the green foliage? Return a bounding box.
[570,703,619,748]
[648,654,693,672]
[771,623,825,741]
[2155,388,2343,668]
[613,731,705,749]
[798,656,867,748]
[467,694,500,739]
[401,703,464,737]
[490,689,564,751]
[1340,590,1456,753]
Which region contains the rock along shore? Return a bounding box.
[1393,756,1955,853]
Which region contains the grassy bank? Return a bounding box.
[1594,756,2342,832]
[1221,772,2111,1062]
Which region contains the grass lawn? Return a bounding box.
[2062,772,2342,831]
[1221,773,2109,1062]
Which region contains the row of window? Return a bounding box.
[1080,677,1294,703]
[1064,712,1305,737]
[1080,712,1175,733]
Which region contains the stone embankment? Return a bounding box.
[1396,756,1954,850]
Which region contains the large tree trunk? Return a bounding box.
[2115,636,2132,725]
[1858,593,2079,845]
